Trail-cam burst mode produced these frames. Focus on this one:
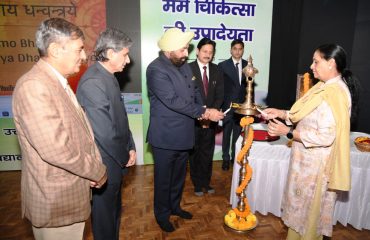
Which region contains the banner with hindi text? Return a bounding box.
[0,0,106,170]
[141,0,273,164]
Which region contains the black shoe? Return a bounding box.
[173,210,193,219]
[157,220,175,232]
[222,161,230,170]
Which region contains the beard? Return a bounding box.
[169,53,187,67]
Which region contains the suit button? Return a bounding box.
[188,85,191,88]
[191,96,193,98]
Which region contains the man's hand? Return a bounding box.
[202,108,224,122]
[199,119,211,128]
[125,150,137,167]
[90,170,107,188]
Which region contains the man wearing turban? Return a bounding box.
[146,28,224,232]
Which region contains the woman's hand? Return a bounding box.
[267,118,290,137]
[264,108,287,120]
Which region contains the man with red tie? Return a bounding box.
[189,38,224,196]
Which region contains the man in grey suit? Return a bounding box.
[77,28,136,240]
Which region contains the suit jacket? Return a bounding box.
[12,59,106,227]
[189,61,224,108]
[77,62,135,183]
[189,61,224,128]
[146,53,205,150]
[218,58,247,111]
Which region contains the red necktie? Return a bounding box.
[203,66,208,96]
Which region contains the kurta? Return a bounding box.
[281,76,351,237]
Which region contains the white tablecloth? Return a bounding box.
[230,125,370,230]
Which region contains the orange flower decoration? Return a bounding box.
[236,164,252,194]
[224,116,257,230]
[303,72,311,94]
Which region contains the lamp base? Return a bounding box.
[224,210,258,232]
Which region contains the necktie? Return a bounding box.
[202,66,208,96]
[235,62,240,85]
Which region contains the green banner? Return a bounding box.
[141,0,274,164]
[0,117,21,171]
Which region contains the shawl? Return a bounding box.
[289,79,350,191]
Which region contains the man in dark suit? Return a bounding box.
[146,28,224,232]
[189,38,224,196]
[77,28,136,240]
[218,39,247,170]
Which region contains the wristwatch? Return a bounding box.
[286,127,294,140]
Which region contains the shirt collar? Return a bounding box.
[197,59,209,69]
[232,57,241,65]
[45,62,68,89]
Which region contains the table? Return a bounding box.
[230,124,370,230]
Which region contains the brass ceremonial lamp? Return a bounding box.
[233,55,259,116]
[224,55,259,232]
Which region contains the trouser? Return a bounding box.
[92,182,122,240]
[32,222,85,240]
[189,127,215,190]
[152,146,188,223]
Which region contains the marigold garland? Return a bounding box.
[236,127,254,163]
[233,198,251,217]
[235,116,254,195]
[224,116,257,230]
[303,72,310,94]
[236,116,254,162]
[235,164,252,194]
